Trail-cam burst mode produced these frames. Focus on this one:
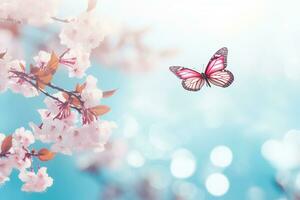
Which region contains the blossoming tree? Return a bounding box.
[0,0,117,192]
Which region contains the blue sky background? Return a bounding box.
[1,0,300,199]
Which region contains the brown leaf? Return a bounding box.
[1,135,12,154]
[38,148,55,161]
[37,74,53,90]
[34,52,59,77]
[71,97,82,107]
[64,92,82,108]
[32,52,59,90]
[87,0,98,11]
[103,89,117,98]
[90,105,110,116]
[75,82,86,93]
[0,51,6,59]
[30,64,40,74]
[62,92,69,100]
[45,51,59,75]
[19,62,25,72]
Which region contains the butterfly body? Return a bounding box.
[170,47,234,91]
[201,73,211,87]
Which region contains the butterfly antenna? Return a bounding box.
[201,64,204,73]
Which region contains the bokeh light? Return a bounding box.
[1,0,300,199]
[205,173,230,196]
[170,148,196,179]
[127,150,145,168]
[172,181,199,199]
[247,186,265,200]
[210,145,233,168]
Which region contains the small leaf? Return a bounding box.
[75,82,86,93]
[71,97,82,107]
[45,51,59,75]
[90,105,110,116]
[38,148,55,161]
[1,135,12,154]
[103,89,117,98]
[32,52,58,90]
[63,92,82,107]
[30,64,40,74]
[19,62,26,72]
[37,74,53,90]
[62,92,69,100]
[87,0,98,11]
[0,51,7,59]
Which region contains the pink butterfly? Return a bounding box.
[169,47,234,91]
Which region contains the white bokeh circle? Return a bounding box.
[205,173,230,196]
[170,148,196,179]
[210,145,233,167]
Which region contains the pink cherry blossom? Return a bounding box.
[59,11,107,52]
[0,54,38,97]
[12,127,35,148]
[0,128,35,185]
[0,29,23,58]
[10,128,34,170]
[10,147,31,170]
[30,116,75,155]
[0,159,12,184]
[60,49,91,78]
[0,134,14,184]
[32,119,116,155]
[43,93,79,122]
[30,114,75,155]
[0,1,118,193]
[81,75,103,108]
[33,51,51,68]
[0,52,11,93]
[71,121,117,152]
[30,91,115,155]
[8,59,39,97]
[0,0,61,26]
[19,167,53,192]
[92,27,177,73]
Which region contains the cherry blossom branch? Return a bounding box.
[0,17,21,24]
[59,48,71,59]
[10,70,82,102]
[9,70,83,113]
[0,0,118,193]
[51,17,71,23]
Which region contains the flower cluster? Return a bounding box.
[0,128,53,191]
[92,27,177,73]
[0,48,116,191]
[58,4,110,78]
[30,84,117,155]
[0,0,118,192]
[0,0,61,26]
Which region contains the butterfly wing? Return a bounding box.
[204,47,234,88]
[182,77,205,91]
[208,70,234,88]
[169,66,205,91]
[205,47,228,76]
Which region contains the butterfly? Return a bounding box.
[169,47,234,91]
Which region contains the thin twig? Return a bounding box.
[59,48,70,59]
[9,70,82,113]
[51,17,71,23]
[10,70,84,104]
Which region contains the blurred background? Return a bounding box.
[1,0,300,199]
